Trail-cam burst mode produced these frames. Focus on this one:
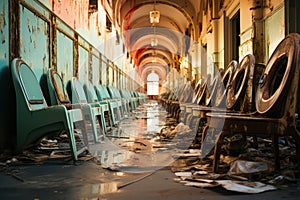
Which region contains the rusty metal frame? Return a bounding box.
[9,0,21,61]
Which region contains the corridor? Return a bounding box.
[1,0,300,199]
[0,99,300,199]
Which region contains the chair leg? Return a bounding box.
[212,132,225,173]
[91,114,99,142]
[201,125,209,144]
[105,110,113,131]
[83,105,99,143]
[96,115,105,142]
[272,133,280,171]
[76,120,89,150]
[66,120,78,160]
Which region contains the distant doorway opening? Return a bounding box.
[147,72,159,98]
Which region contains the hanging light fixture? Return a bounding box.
[151,38,158,47]
[150,0,160,24]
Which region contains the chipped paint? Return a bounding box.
[78,45,89,83]
[56,30,74,83]
[20,4,50,81]
[0,12,6,44]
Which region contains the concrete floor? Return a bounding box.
[1,161,300,200]
[0,100,300,199]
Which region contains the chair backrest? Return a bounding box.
[205,73,221,106]
[119,90,126,98]
[179,81,193,103]
[107,86,118,99]
[195,76,210,105]
[256,33,300,119]
[70,78,88,104]
[84,82,98,103]
[14,59,47,110]
[226,54,253,111]
[114,88,122,98]
[47,68,71,105]
[95,85,111,100]
[213,60,237,107]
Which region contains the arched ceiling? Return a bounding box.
[112,0,201,84]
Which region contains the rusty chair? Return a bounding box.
[184,55,265,150]
[183,60,237,131]
[11,58,88,160]
[179,78,209,124]
[202,33,300,173]
[169,81,194,121]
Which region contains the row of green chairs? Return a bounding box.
[11,58,88,161]
[11,58,146,161]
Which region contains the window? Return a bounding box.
[147,72,159,95]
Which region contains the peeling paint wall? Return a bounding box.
[78,44,89,83]
[0,0,141,150]
[91,52,100,85]
[56,30,74,83]
[51,0,89,30]
[101,59,107,86]
[19,4,50,81]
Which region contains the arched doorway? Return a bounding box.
[147,72,159,99]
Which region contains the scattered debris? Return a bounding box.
[228,160,269,175]
[174,170,277,193]
[217,180,276,193]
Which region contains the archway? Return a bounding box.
[147,72,159,98]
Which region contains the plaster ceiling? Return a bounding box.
[112,0,202,83]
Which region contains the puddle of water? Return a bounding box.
[84,182,119,195]
[113,172,125,177]
[89,100,189,173]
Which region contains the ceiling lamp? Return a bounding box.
[151,38,158,47]
[150,0,160,24]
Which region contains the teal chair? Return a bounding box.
[120,90,137,111]
[107,86,126,118]
[11,58,88,160]
[94,85,121,126]
[84,81,112,134]
[114,88,130,113]
[129,91,139,109]
[47,68,89,143]
[67,78,105,143]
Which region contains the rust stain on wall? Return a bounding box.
[51,0,89,30]
[0,12,5,44]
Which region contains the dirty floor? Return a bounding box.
[0,100,300,200]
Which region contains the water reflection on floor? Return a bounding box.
[89,100,179,173]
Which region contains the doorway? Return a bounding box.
[147,72,159,98]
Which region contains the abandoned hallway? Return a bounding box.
[1,0,300,199]
[0,99,300,199]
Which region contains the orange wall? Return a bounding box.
[48,0,89,30]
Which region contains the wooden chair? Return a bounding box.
[203,33,300,173]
